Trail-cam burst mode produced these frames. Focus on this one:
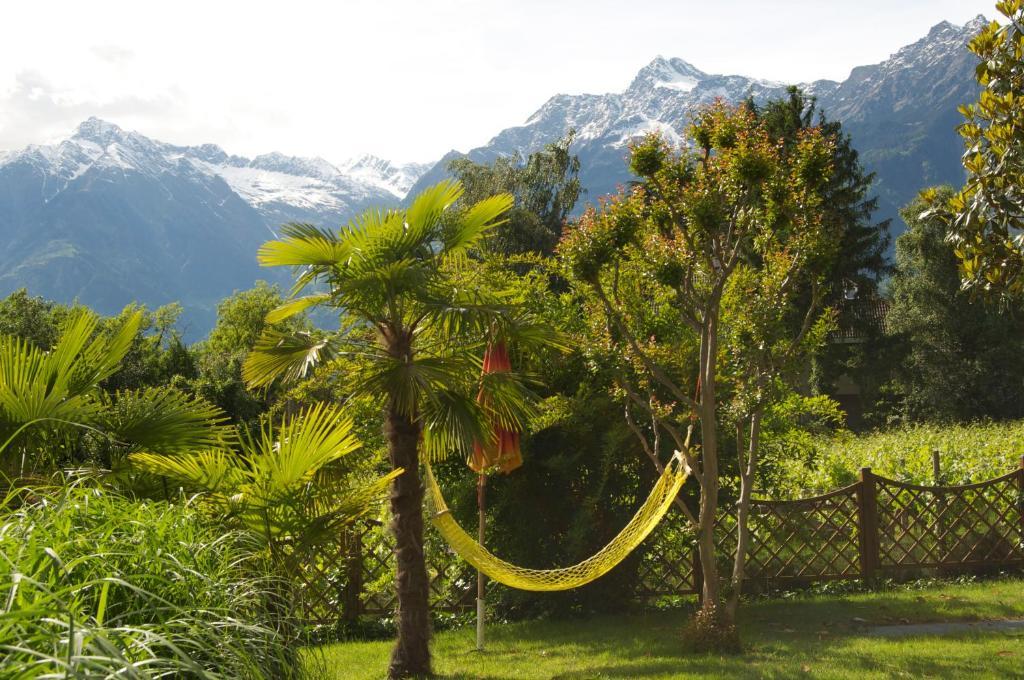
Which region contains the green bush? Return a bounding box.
[0,483,303,678]
[770,420,1024,494]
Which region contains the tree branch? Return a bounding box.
[624,401,697,526]
[593,281,698,410]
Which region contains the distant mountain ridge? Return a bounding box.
[407,16,987,235]
[0,118,429,337]
[0,16,987,337]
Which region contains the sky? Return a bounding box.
[0,0,995,165]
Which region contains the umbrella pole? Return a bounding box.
[476,471,486,651]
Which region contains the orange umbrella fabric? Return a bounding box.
[469,341,522,474]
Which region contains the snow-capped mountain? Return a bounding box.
[0,119,429,336]
[0,15,989,337]
[340,154,432,199]
[409,16,988,235]
[4,118,426,227]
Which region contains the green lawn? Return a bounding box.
[308,579,1024,679]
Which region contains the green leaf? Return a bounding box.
[257,223,348,267]
[265,293,332,323]
[242,330,335,388]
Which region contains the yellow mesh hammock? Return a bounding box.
[424,453,687,592]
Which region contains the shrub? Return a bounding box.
[680,603,741,654]
[0,482,302,678]
[769,420,1024,494]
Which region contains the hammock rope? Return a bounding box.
[424,452,688,592]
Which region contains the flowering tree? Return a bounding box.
[559,101,837,646]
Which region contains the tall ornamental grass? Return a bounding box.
[0,482,303,678]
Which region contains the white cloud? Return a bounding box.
[0,0,995,164]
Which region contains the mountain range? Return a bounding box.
[0,16,985,338]
[0,119,427,336]
[409,16,985,231]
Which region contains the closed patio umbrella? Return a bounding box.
[469,340,521,650]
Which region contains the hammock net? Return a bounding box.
[424,453,687,591]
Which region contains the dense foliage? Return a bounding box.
[449,134,581,257]
[1,19,1020,670]
[0,484,301,678]
[937,0,1024,300]
[770,419,1024,492]
[559,100,840,637]
[882,191,1024,422]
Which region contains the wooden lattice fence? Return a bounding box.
[298,458,1024,624]
[872,469,1024,571]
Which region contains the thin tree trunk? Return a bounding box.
[696,310,721,611]
[386,401,432,679]
[727,407,762,620]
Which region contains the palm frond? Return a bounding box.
[0,310,143,447]
[352,353,478,417]
[441,192,514,257]
[257,223,348,267]
[131,448,244,495]
[99,387,233,455]
[242,330,335,388]
[404,180,465,242]
[494,314,573,354]
[242,402,360,503]
[133,403,393,551]
[416,285,510,341]
[264,293,332,323]
[478,370,541,433]
[420,389,490,462]
[288,469,401,552]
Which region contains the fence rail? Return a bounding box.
[298,457,1024,625]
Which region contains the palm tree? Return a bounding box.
[243,180,558,678]
[130,402,398,557]
[0,309,227,482]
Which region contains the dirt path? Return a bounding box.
[869,620,1024,638]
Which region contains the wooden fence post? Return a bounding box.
[342,525,364,622]
[1018,456,1024,545]
[933,450,948,557]
[857,467,880,580]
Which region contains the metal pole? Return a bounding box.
[476,472,486,651]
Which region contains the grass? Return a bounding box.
[0,482,302,678]
[309,578,1024,679]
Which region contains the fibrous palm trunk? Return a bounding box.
[386,402,432,679]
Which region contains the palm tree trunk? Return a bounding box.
[386,402,432,679]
